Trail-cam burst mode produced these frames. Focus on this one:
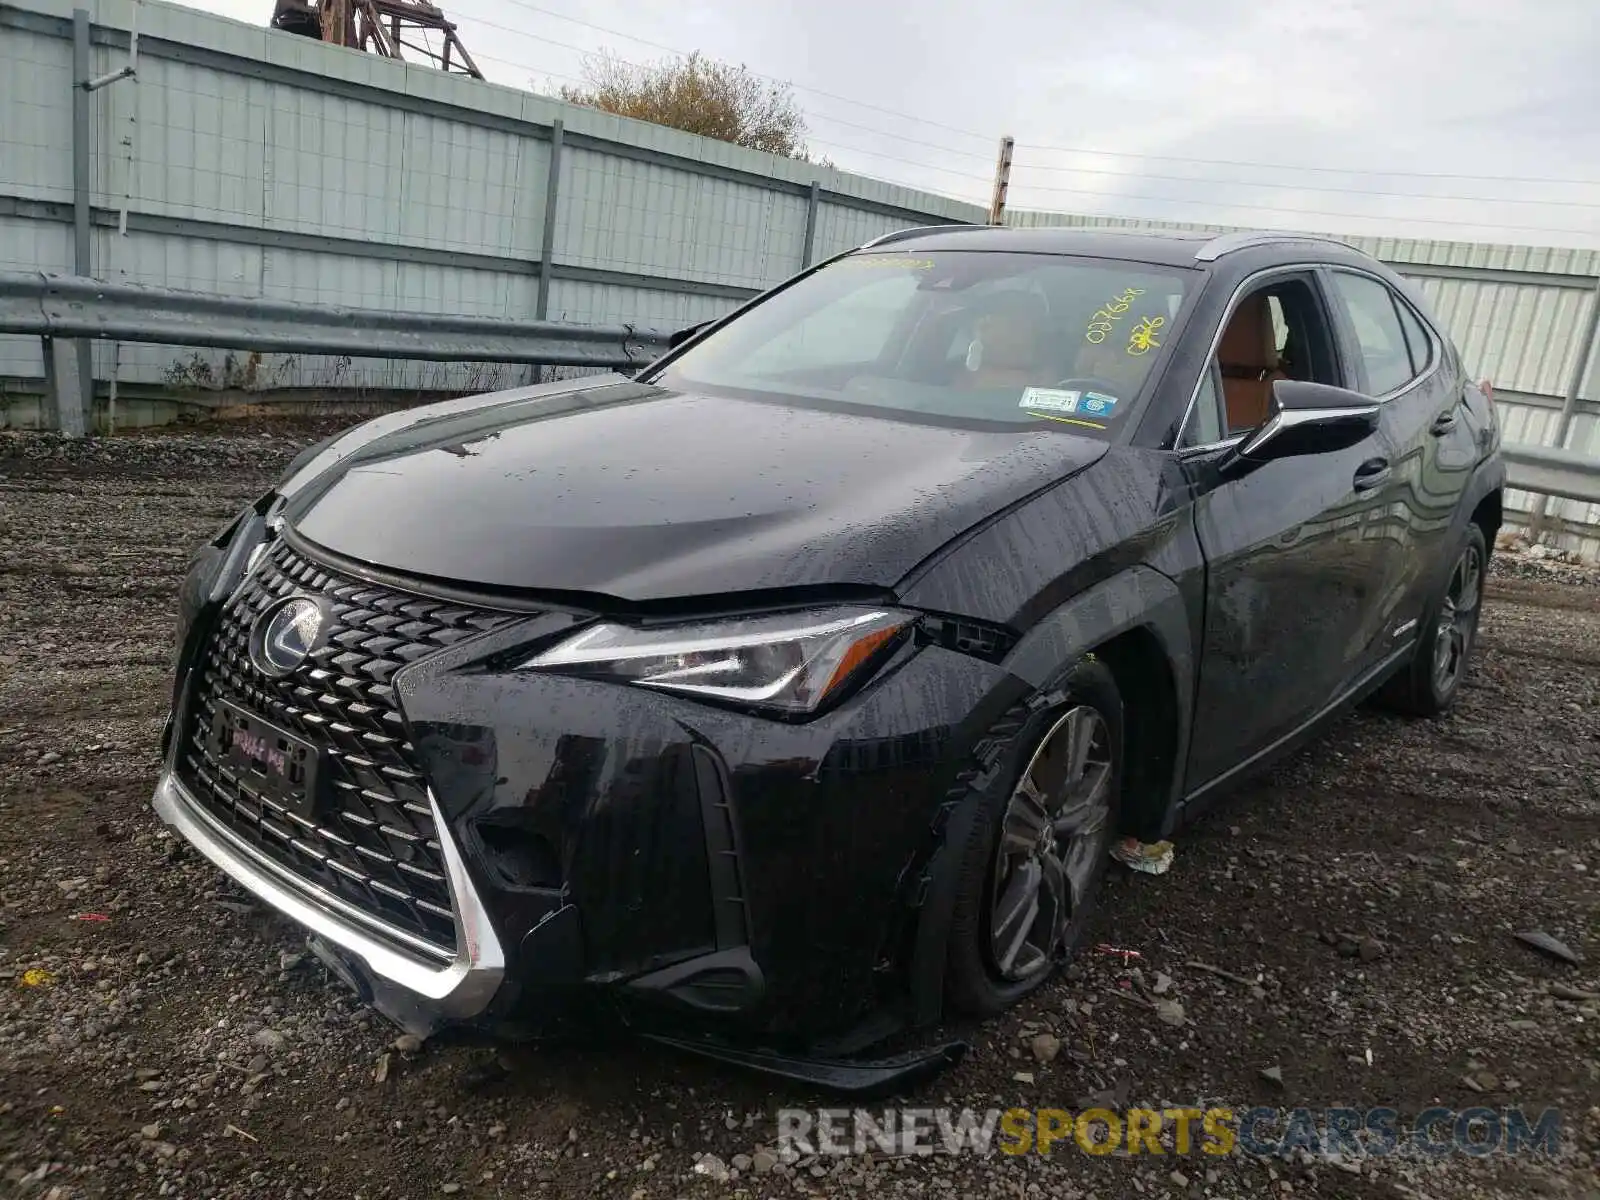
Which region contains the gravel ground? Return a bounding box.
[1,425,1597,1200]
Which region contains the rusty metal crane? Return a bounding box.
[269,0,484,78]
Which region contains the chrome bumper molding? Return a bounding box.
[153,770,504,1024]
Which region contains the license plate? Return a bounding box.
[207,700,324,820]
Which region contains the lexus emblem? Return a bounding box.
[250,596,327,677]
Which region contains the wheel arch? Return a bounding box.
[1418,458,1506,614]
[904,565,1194,1026]
[1092,626,1184,842]
[999,565,1194,842]
[1470,485,1503,549]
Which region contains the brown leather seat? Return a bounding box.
[1217,293,1287,432]
[957,293,1051,389]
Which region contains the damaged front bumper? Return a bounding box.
[156,519,1016,1086]
[152,770,505,1036]
[154,768,969,1093]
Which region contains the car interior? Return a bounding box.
[1203,278,1341,440]
[1216,292,1288,433]
[949,291,1057,390]
[935,293,1183,402]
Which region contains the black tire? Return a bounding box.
[944,659,1124,1017]
[1380,523,1488,717]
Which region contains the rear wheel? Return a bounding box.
[1382,524,1487,716]
[945,660,1123,1016]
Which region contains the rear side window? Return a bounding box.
[1330,272,1415,395]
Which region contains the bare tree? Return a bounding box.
[559,51,821,161]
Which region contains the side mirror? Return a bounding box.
[1238,380,1380,462]
[668,321,710,349]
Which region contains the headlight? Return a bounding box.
[521,607,912,713]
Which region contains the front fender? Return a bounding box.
[1000,564,1194,699]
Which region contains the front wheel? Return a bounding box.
[944,660,1123,1016]
[1381,524,1487,716]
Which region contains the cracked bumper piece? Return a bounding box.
[152,769,505,1035]
[159,528,1021,1043]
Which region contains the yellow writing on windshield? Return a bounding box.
[839,255,935,270]
[1085,287,1144,343]
[1127,314,1165,356]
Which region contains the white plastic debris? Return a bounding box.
[1111,837,1175,875]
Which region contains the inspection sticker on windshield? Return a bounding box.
[1019,388,1081,414]
[1079,391,1119,417]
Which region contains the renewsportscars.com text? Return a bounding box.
[776,1106,1562,1160]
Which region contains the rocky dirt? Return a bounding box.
[1,425,1597,1200]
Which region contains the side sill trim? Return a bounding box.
[1178,639,1416,810]
[153,770,505,1018]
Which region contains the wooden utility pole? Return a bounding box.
[987,136,1014,226]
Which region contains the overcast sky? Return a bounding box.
[190,0,1600,248]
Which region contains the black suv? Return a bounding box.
[159,226,1503,1079]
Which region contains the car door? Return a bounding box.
[1323,269,1477,649]
[1178,268,1397,792]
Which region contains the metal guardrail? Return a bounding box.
[0,270,672,435]
[0,270,670,365]
[1502,443,1600,506]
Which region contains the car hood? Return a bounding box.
[280,376,1109,602]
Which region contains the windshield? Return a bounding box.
[648,250,1193,435]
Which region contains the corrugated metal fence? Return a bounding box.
[0,0,983,403]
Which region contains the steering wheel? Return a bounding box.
[1050,377,1123,397]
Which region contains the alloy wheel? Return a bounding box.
[1432,541,1483,694]
[987,705,1114,983]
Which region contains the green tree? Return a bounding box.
[559,50,822,161]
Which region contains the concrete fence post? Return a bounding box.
[801,182,820,269]
[42,335,89,436]
[535,119,564,322]
[64,8,95,435]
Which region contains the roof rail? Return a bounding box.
[857,223,984,250]
[1193,230,1354,262]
